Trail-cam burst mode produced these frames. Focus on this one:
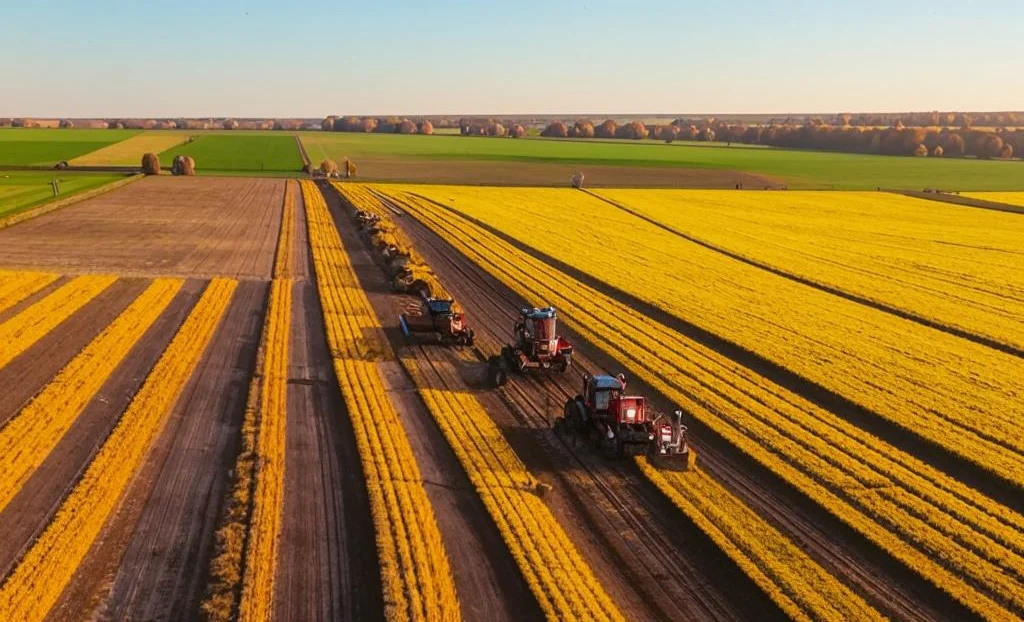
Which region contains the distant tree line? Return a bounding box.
[536,118,1022,159]
[321,116,436,135]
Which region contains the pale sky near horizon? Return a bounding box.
[2,0,1021,117]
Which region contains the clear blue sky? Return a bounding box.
[2,0,1021,117]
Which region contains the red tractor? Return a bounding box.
[399,297,475,346]
[489,307,573,386]
[556,373,693,470]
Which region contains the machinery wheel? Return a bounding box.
[465,329,475,347]
[556,353,572,374]
[490,356,508,387]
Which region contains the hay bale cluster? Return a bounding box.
[172,155,196,176]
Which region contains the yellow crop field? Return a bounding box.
[385,189,1024,620]
[0,270,59,314]
[393,185,1024,491]
[301,180,460,621]
[69,132,191,166]
[593,189,1024,351]
[637,460,883,621]
[0,278,235,622]
[0,274,117,371]
[402,353,624,622]
[961,192,1024,208]
[0,278,181,515]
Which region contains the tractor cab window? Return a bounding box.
[427,299,453,315]
[592,389,611,412]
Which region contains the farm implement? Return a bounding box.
[489,306,573,386]
[400,296,476,347]
[556,372,693,470]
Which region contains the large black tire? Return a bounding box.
[556,353,572,373]
[489,356,508,387]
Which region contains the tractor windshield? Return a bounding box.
[531,317,556,340]
[427,299,453,315]
[593,389,611,411]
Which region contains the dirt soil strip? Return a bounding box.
[54,280,265,621]
[0,278,144,426]
[0,177,285,280]
[320,184,544,621]
[0,281,199,579]
[899,190,1024,215]
[273,186,383,621]
[375,190,950,622]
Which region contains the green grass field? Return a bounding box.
[299,131,1024,190]
[0,171,124,219]
[159,134,303,172]
[0,129,139,167]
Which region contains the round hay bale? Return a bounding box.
[595,119,617,138]
[574,120,595,138]
[320,159,339,177]
[509,124,527,138]
[141,153,161,175]
[418,120,434,135]
[932,145,944,157]
[541,121,569,138]
[1000,143,1014,159]
[223,118,239,130]
[181,156,196,176]
[0,118,11,127]
[59,119,74,129]
[398,119,418,134]
[913,144,928,157]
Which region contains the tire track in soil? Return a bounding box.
[274,185,383,622]
[319,184,543,622]
[374,189,948,622]
[90,280,266,622]
[0,280,201,587]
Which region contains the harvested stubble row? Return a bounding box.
[402,353,623,621]
[0,278,236,622]
[385,189,1024,621]
[0,278,182,515]
[300,180,459,621]
[593,189,1024,352]
[237,277,291,621]
[205,183,294,621]
[0,274,117,371]
[0,270,59,315]
[402,186,1024,491]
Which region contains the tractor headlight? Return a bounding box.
[626,408,636,420]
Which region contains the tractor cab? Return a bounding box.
[427,298,456,316]
[583,373,649,425]
[515,307,559,357]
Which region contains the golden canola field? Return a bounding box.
[374,184,1024,621]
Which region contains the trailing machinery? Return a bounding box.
[555,372,693,470]
[400,296,475,346]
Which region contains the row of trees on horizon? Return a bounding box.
[536,119,1022,159]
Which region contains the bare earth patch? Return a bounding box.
[0,176,284,279]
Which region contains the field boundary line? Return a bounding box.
[582,189,1024,359]
[898,190,1024,215]
[293,135,311,169]
[0,174,143,231]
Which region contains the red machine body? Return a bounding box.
[490,306,573,386]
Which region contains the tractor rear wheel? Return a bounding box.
[489,356,508,387]
[556,353,572,373]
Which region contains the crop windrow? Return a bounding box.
[202,181,295,622]
[0,278,236,622]
[0,278,182,515]
[301,180,459,621]
[0,270,59,315]
[0,274,118,371]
